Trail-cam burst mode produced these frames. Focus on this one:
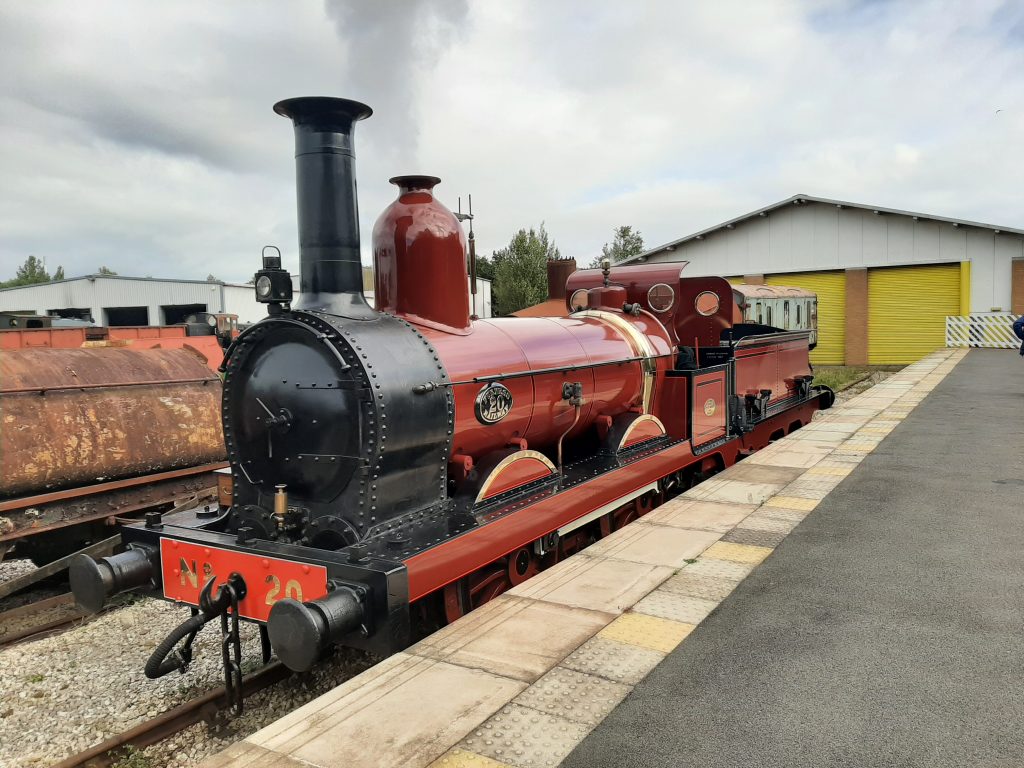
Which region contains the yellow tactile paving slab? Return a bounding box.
[428,749,514,768]
[703,541,774,564]
[202,349,968,768]
[598,611,695,653]
[806,465,853,477]
[764,495,819,512]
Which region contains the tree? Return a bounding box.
[492,224,560,315]
[589,225,644,268]
[96,266,117,275]
[52,266,65,280]
[206,274,220,282]
[0,255,50,288]
[474,255,497,282]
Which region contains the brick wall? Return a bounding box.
[845,268,868,366]
[1012,260,1024,315]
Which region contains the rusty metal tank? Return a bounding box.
[1,346,225,497]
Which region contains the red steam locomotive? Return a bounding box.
[70,97,833,687]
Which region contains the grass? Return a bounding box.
[25,673,45,683]
[812,366,874,392]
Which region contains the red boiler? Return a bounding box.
[370,175,674,497]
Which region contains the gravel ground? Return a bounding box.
[833,369,895,405]
[0,595,376,768]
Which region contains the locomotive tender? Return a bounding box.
[70,97,834,679]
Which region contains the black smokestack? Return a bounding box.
[273,97,375,318]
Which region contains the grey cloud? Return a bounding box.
[0,0,1022,283]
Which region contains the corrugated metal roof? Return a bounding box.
[624,194,1024,265]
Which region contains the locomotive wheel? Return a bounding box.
[442,549,537,624]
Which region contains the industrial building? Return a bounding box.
[624,195,1024,364]
[0,268,491,326]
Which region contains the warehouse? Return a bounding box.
[0,268,492,326]
[624,195,1024,364]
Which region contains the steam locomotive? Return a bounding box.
[70,97,833,682]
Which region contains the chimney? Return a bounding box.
[274,97,375,318]
[546,257,577,300]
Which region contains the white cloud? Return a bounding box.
[1,0,1021,282]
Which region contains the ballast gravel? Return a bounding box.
[0,595,376,768]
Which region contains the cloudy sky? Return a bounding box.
[1,0,1021,283]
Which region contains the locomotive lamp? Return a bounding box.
[254,245,293,306]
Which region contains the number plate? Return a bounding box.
[159,538,328,622]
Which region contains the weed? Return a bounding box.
[110,745,153,768]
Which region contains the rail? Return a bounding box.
[51,662,291,768]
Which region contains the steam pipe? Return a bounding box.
[273,97,375,318]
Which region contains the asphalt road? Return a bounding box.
[563,350,1024,768]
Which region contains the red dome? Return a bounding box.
[371,176,471,335]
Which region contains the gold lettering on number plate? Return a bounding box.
[703,398,716,416]
[265,574,304,606]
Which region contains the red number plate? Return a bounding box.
[160,538,328,622]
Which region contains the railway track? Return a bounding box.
[51,662,292,768]
[0,591,90,649]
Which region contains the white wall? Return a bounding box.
[645,202,1023,313]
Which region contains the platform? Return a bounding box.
[203,347,1004,768]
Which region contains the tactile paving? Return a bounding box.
[459,703,590,768]
[736,514,796,533]
[659,570,738,602]
[806,465,852,477]
[703,541,773,565]
[633,589,718,624]
[683,556,755,581]
[560,635,666,685]
[428,749,515,768]
[763,495,819,511]
[513,666,630,726]
[721,527,788,548]
[598,611,694,653]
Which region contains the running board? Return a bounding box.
[556,482,660,538]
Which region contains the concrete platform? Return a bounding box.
[204,348,975,768]
[566,348,1023,768]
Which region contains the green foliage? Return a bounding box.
[1,255,50,287]
[492,224,560,315]
[96,266,117,275]
[589,225,644,268]
[53,265,65,280]
[110,745,153,768]
[206,274,220,282]
[474,255,497,282]
[26,673,45,683]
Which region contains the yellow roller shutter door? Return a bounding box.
[868,263,959,365]
[765,271,846,365]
